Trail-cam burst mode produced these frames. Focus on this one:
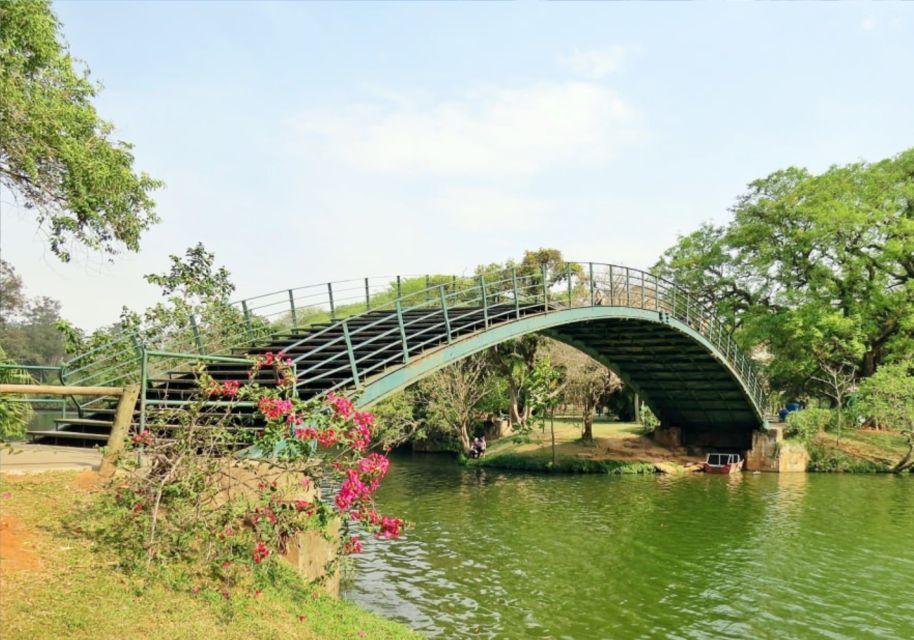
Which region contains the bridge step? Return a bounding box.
[27,430,110,442]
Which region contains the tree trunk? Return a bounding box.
[893,432,914,474]
[550,411,556,467]
[582,399,594,441]
[508,385,521,428]
[458,425,471,455]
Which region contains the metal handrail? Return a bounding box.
[51,262,767,419]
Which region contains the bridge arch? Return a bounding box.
[355,306,765,448]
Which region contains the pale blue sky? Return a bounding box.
[2,1,913,329]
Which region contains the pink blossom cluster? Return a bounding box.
[378,516,404,539]
[293,426,319,440]
[335,469,373,510]
[206,379,240,398]
[258,397,293,421]
[261,351,293,367]
[350,507,404,539]
[334,453,390,510]
[342,535,363,555]
[252,541,270,564]
[327,392,354,418]
[357,453,390,490]
[132,430,153,446]
[345,411,374,452]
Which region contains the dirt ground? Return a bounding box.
[0,512,39,573]
[0,444,101,475]
[503,419,703,466]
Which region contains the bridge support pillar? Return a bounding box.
[745,427,808,472]
[653,425,682,449]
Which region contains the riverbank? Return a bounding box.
[0,472,420,640]
[468,418,701,474]
[805,428,912,473]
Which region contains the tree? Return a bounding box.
[0,0,162,261]
[811,360,857,444]
[548,341,622,441]
[856,361,914,473]
[525,357,564,465]
[0,261,68,365]
[369,390,427,451]
[0,260,26,318]
[654,148,914,398]
[420,355,493,454]
[485,334,542,431]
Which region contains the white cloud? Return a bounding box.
[292,81,644,178]
[861,16,878,31]
[561,46,629,79]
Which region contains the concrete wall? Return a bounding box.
[744,427,808,472]
[214,461,341,595]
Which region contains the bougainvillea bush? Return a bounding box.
[86,352,404,596]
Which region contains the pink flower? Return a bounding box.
[317,428,338,448]
[131,430,153,446]
[258,397,293,421]
[326,392,354,418]
[252,541,270,565]
[377,516,404,539]
[342,535,363,555]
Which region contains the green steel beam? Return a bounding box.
[354,305,767,430]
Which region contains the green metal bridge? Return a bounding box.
[12,262,768,449]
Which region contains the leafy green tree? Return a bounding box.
[0,0,162,261]
[420,355,494,454]
[856,361,914,473]
[525,357,564,465]
[58,244,246,386]
[655,148,914,398]
[485,334,542,430]
[546,340,621,441]
[0,260,68,365]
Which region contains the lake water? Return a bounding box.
[344,453,914,640]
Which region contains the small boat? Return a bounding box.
[703,452,744,474]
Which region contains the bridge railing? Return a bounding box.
[278,263,766,418]
[54,262,767,419]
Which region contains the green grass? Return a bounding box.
[0,472,420,640]
[470,452,657,475]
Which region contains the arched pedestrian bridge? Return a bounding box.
[38,263,768,449]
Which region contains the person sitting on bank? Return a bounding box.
[469,437,482,458]
[477,435,487,456]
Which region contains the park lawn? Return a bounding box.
[471,417,702,473]
[0,472,420,640]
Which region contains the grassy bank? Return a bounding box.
[806,429,912,473]
[0,472,420,640]
[467,418,699,474]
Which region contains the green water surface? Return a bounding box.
[344,454,914,639]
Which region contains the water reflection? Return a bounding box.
[344,456,914,640]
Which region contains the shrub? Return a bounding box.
[83,353,405,595]
[640,403,659,434]
[784,407,833,442]
[0,347,34,440]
